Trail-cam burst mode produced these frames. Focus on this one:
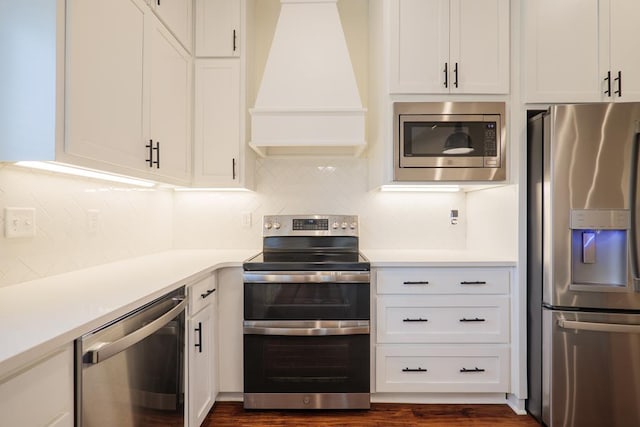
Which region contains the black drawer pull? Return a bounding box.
[460,281,487,285]
[459,317,486,323]
[200,289,216,299]
[460,367,485,373]
[403,281,429,285]
[403,318,428,322]
[403,367,427,372]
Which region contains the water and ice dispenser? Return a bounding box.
[570,209,630,287]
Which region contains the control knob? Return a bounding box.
[273,222,281,230]
[264,222,272,230]
[341,222,348,229]
[350,222,357,230]
[332,222,339,229]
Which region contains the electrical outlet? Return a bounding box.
[4,207,36,238]
[241,211,252,228]
[450,209,459,225]
[87,209,100,234]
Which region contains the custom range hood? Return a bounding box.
[249,0,366,156]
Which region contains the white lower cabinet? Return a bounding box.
[0,345,74,427]
[376,345,510,393]
[375,267,511,395]
[187,274,218,427]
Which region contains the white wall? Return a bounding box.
[0,163,173,286]
[173,157,467,250]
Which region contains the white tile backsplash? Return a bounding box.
[173,158,468,250]
[0,157,516,287]
[0,163,173,286]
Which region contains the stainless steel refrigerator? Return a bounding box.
[527,103,640,427]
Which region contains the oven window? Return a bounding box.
[403,121,496,157]
[244,282,370,320]
[244,334,369,393]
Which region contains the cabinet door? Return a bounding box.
[389,0,449,94]
[189,305,215,427]
[146,13,192,183]
[65,0,147,169]
[524,0,603,102]
[152,0,193,52]
[450,0,509,93]
[195,0,241,57]
[0,345,74,427]
[609,0,640,101]
[193,59,241,186]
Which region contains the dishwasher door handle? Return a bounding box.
[84,299,187,364]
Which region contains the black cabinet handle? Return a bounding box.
[460,281,487,285]
[460,317,486,322]
[403,367,427,372]
[194,322,203,353]
[146,140,154,167]
[403,281,429,285]
[200,288,216,299]
[233,29,237,52]
[460,367,485,373]
[157,0,160,5]
[443,62,448,88]
[604,70,612,96]
[154,141,160,168]
[232,158,237,180]
[614,70,622,97]
[403,318,428,322]
[146,140,160,168]
[454,62,459,88]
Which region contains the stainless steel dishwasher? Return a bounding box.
[75,287,186,427]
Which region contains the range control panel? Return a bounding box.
[263,215,359,237]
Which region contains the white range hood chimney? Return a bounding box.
[250,0,366,156]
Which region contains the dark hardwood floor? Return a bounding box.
[203,402,541,427]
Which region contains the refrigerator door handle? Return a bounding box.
[630,125,640,288]
[559,319,640,334]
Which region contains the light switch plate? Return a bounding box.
[5,207,36,238]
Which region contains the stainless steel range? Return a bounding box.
[242,214,371,410]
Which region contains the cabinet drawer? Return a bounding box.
[376,268,510,295]
[189,274,217,314]
[376,345,510,393]
[377,295,509,343]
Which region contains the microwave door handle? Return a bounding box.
[630,124,640,289]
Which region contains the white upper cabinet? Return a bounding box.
[148,0,193,52]
[195,0,241,57]
[525,0,640,102]
[145,13,192,182]
[389,0,509,94]
[608,0,640,101]
[194,59,242,186]
[64,0,192,184]
[65,0,147,171]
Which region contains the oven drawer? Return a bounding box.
[377,295,509,343]
[376,344,510,393]
[376,268,510,295]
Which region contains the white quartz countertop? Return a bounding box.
[0,249,256,380]
[0,248,516,380]
[363,249,516,267]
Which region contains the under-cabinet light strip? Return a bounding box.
[379,185,460,193]
[14,162,157,188]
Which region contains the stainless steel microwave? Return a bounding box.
[393,102,506,181]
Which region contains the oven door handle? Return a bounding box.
[243,321,370,336]
[243,271,370,284]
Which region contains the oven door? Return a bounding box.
[243,271,370,320]
[243,321,370,404]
